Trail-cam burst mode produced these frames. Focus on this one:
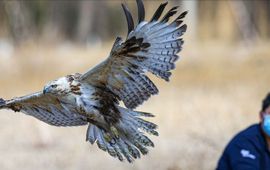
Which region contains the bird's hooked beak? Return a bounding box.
[43,86,49,94]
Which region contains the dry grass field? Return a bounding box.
[0,41,270,170]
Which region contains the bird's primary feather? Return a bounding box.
[0,0,187,163]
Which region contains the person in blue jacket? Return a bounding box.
[217,92,270,170]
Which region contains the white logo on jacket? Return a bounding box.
[240,149,256,159]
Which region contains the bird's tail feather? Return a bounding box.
[86,106,158,163]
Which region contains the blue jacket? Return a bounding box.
[217,124,270,170]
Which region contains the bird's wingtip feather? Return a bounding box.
[0,98,6,108]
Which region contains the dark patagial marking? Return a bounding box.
[10,104,22,112]
[118,36,151,57]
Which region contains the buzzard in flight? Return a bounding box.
[0,0,187,162]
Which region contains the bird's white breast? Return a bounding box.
[75,84,99,114]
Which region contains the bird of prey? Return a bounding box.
[0,0,187,162]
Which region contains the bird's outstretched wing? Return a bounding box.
[80,0,187,109]
[0,92,87,126]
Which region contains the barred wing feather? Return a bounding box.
[2,92,87,126]
[80,0,187,109]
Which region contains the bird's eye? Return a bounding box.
[51,84,57,88]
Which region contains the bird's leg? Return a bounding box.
[79,105,120,141]
[78,105,96,119]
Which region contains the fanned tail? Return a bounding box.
[86,106,158,163]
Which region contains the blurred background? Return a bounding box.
[0,0,270,170]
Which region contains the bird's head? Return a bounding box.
[43,77,71,96]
